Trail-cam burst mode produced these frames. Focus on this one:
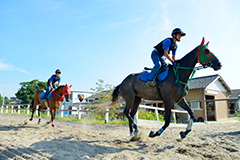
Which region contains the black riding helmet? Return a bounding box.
[171,28,186,42]
[55,69,61,74]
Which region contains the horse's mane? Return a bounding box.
[55,85,65,92]
[175,47,197,64]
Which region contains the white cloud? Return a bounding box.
[0,60,28,73]
[109,18,142,28]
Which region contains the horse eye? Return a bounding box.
[65,90,68,93]
[204,49,210,55]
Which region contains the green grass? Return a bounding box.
[0,109,128,125]
[138,109,165,121]
[0,108,182,125]
[235,111,240,121]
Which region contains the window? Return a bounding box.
[190,102,200,110]
[78,94,85,98]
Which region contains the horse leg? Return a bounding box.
[38,105,44,124]
[30,99,37,121]
[129,96,141,135]
[51,107,58,128]
[46,108,53,125]
[178,98,194,139]
[149,100,172,138]
[123,98,136,136]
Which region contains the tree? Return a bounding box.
[89,79,124,121]
[15,79,47,104]
[0,94,3,105]
[4,97,10,104]
[0,94,10,105]
[90,79,113,103]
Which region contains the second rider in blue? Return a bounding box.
[146,28,186,87]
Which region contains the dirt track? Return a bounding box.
[0,114,240,160]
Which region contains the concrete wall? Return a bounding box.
[185,89,202,100]
[213,90,228,120]
[180,89,228,121]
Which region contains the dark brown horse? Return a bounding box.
[111,37,222,138]
[29,84,72,128]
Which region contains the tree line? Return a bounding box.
[12,79,112,105]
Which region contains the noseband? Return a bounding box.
[52,85,71,101]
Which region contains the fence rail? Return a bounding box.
[0,102,189,125]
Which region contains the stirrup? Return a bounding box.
[158,65,167,74]
[146,81,156,87]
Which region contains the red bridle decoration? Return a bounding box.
[52,84,72,101]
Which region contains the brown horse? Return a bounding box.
[29,84,72,128]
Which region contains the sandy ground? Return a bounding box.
[0,114,240,160]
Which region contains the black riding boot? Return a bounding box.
[146,65,167,87]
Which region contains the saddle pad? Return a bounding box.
[140,67,169,82]
[39,90,52,100]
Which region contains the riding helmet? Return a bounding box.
[171,28,186,37]
[55,69,61,74]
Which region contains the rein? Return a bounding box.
[173,44,217,106]
[51,84,71,102]
[173,64,196,106]
[52,91,64,101]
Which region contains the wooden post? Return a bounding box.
[155,103,159,121]
[6,105,8,113]
[171,112,176,123]
[105,108,109,124]
[47,107,50,116]
[155,109,159,121]
[61,104,64,117]
[78,105,81,119]
[18,105,20,114]
[201,89,207,122]
[134,110,138,124]
[36,105,39,115]
[27,105,30,115]
[11,106,14,113]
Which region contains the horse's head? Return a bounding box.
[62,84,72,102]
[197,37,222,71]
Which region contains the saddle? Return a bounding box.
[39,89,52,100]
[140,65,169,82]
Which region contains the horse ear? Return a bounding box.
[69,85,72,88]
[206,41,209,46]
[200,37,205,46]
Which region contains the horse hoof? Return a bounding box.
[180,131,186,139]
[130,132,134,136]
[149,131,155,138]
[46,121,50,125]
[134,129,139,136]
[29,118,33,121]
[52,125,56,128]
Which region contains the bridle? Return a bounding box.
[173,37,217,105]
[52,84,72,101]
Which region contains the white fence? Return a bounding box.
[0,103,189,125]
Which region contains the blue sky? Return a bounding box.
[0,0,240,97]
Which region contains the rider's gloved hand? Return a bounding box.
[171,60,177,66]
[51,88,55,92]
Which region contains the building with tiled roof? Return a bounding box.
[177,74,232,121]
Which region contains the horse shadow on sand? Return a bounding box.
[0,124,41,132]
[0,135,175,159]
[205,130,240,140]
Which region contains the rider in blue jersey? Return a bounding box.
[146,28,186,87]
[42,69,61,100]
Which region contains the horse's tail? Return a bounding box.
[30,98,34,109]
[111,84,121,103]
